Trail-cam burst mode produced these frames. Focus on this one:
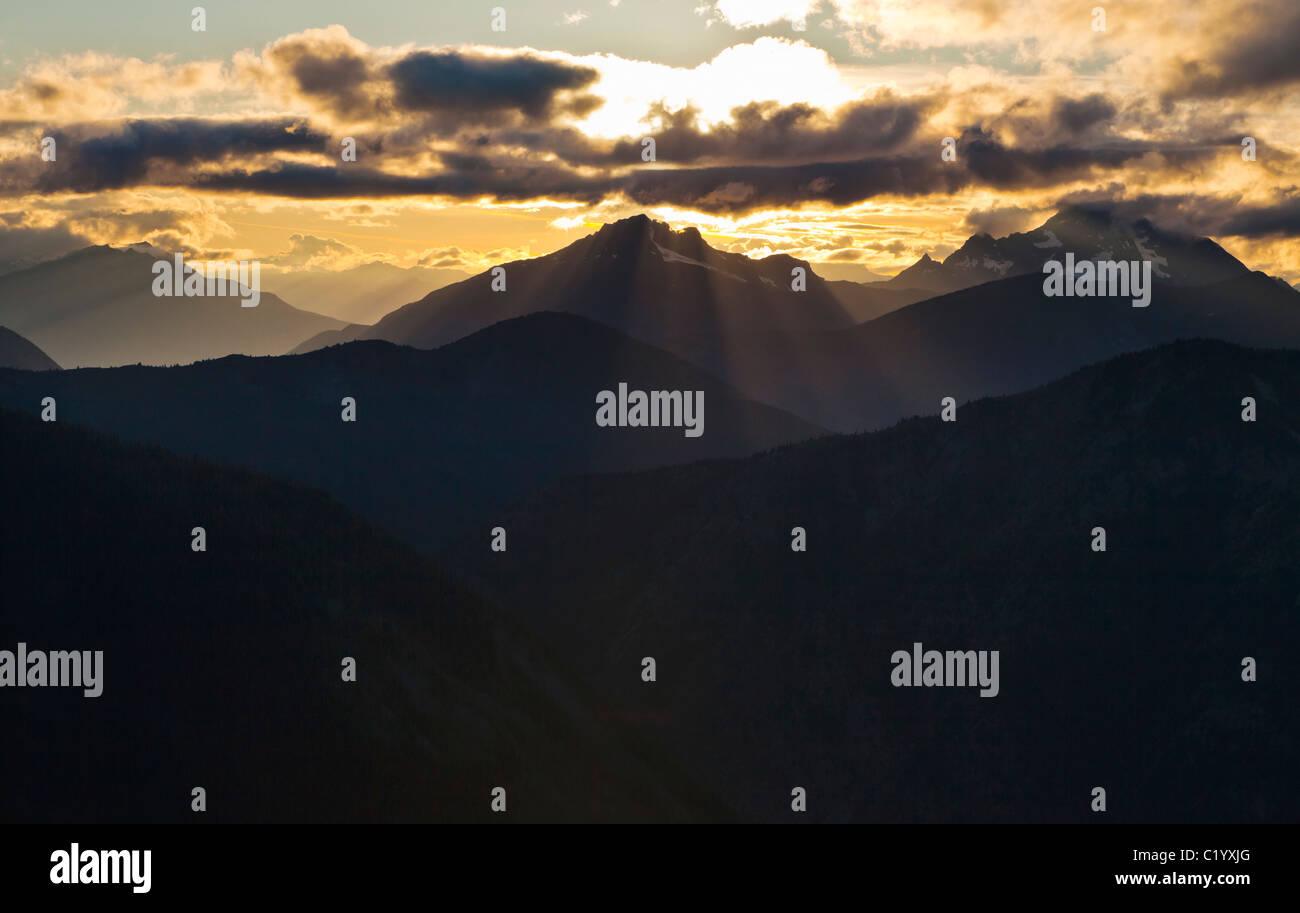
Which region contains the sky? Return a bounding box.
[1,0,1297,282]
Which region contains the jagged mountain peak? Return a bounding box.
[882,205,1252,294]
[319,212,853,359]
[119,241,175,260]
[591,215,711,257]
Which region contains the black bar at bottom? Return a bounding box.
[0,824,1277,900]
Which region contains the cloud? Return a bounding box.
[259,27,380,120]
[1160,3,1300,99]
[1051,94,1117,134]
[962,205,1043,236]
[597,93,931,166]
[186,160,607,203]
[1220,199,1300,238]
[388,51,600,120]
[2,105,1239,222]
[960,126,1216,190]
[617,153,969,212]
[828,0,1300,105]
[708,0,819,28]
[1046,191,1300,242]
[1,20,1296,283]
[824,248,864,261]
[241,27,602,131]
[0,51,230,122]
[0,220,94,274]
[265,233,359,269]
[20,119,325,194]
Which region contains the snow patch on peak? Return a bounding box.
[651,239,747,283]
[1129,229,1171,279]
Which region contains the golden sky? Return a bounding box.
[1,0,1297,282]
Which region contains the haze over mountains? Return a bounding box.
[450,339,1300,822]
[262,260,469,325]
[0,327,59,371]
[676,208,1299,430]
[5,202,1294,449]
[0,245,345,368]
[6,205,1290,416]
[292,206,1300,432]
[685,268,1300,430]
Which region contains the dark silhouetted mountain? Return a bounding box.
[883,205,1251,295]
[265,260,469,325]
[0,312,823,551]
[679,268,1300,431]
[290,209,1292,438]
[291,215,861,354]
[0,327,59,371]
[0,245,345,368]
[882,251,958,294]
[293,320,369,354]
[298,208,1257,359]
[0,407,732,822]
[448,339,1300,823]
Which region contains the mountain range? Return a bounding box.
[448,338,1300,822]
[0,245,345,368]
[262,260,469,325]
[293,214,868,354]
[0,312,821,550]
[680,267,1300,430]
[877,207,1252,295]
[292,207,1300,432]
[3,203,1298,823]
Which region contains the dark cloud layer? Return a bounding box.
[279,44,373,118]
[961,127,1188,189]
[5,76,1293,242]
[189,161,610,203]
[1221,199,1300,237]
[261,33,602,126]
[388,51,600,119]
[599,95,931,166]
[1164,4,1300,99]
[12,110,1243,222]
[1050,190,1300,242]
[183,133,1163,214]
[1051,94,1117,134]
[30,119,325,193]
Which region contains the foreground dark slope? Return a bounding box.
[450,340,1300,823]
[0,408,730,822]
[0,311,823,551]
